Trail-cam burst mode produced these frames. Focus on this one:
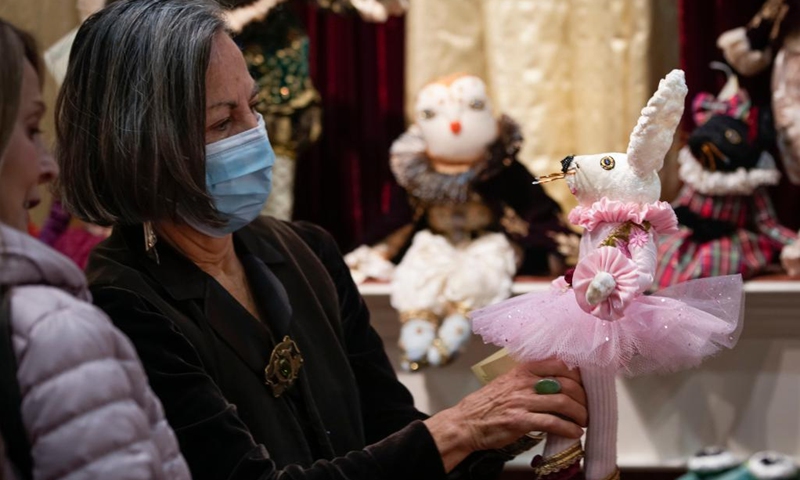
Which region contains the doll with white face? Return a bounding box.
[370,74,571,371]
[391,75,515,371]
[415,75,499,168]
[471,70,744,480]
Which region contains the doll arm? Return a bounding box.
[344,244,396,284]
[717,0,787,76]
[628,229,658,292]
[780,240,800,276]
[772,50,800,184]
[752,188,798,247]
[223,0,287,33]
[349,0,408,22]
[573,247,639,321]
[717,27,773,77]
[752,188,800,275]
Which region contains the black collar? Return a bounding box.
[114,223,286,302]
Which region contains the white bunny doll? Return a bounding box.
[471,70,744,480]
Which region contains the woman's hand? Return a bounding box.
[423,359,587,472]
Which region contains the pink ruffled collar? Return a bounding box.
[568,198,678,234]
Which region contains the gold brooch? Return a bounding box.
[265,336,304,398]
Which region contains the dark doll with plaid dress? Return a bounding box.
[655,74,800,288]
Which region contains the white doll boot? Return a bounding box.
[678,446,740,480]
[714,451,798,480]
[398,312,438,372]
[427,311,471,367]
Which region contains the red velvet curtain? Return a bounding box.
[292,5,406,251]
[679,0,768,131]
[679,0,800,229]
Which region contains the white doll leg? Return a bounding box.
[391,230,457,370]
[582,367,619,480]
[427,233,517,365]
[391,230,457,314]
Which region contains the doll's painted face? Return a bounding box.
[565,152,661,207]
[415,75,498,164]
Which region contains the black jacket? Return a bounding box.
[86,217,505,480]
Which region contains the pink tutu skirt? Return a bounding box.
[471,274,743,376]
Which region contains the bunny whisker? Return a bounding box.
[532,169,576,185]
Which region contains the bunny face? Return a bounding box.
[415,75,499,163]
[565,153,662,206]
[543,70,687,208]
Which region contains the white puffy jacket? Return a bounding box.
[0,223,190,480]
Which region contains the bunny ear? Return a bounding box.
[626,69,688,177]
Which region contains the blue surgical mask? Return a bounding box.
[184,113,274,237]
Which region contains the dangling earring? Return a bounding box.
[143,221,160,264]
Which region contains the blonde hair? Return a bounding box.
[0,23,23,168]
[0,19,40,171]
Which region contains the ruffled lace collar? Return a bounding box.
[389,114,522,203]
[678,146,780,196]
[568,197,678,234]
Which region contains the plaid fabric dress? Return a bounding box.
[655,186,797,288]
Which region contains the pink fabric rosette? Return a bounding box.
[573,246,639,321]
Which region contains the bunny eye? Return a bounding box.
[724,129,742,144]
[419,109,436,120]
[600,156,615,170]
[469,99,485,110]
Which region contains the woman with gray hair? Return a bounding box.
[57,1,588,479]
[0,17,190,480]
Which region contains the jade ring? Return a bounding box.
[534,378,562,395]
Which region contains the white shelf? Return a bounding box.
[359,278,800,296]
[360,278,800,337]
[359,277,800,468]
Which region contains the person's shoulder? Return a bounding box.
[287,220,339,252]
[250,216,340,258]
[9,285,97,328]
[7,287,190,480]
[86,230,160,297]
[8,284,123,360]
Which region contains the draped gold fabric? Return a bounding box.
[406,0,679,211]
